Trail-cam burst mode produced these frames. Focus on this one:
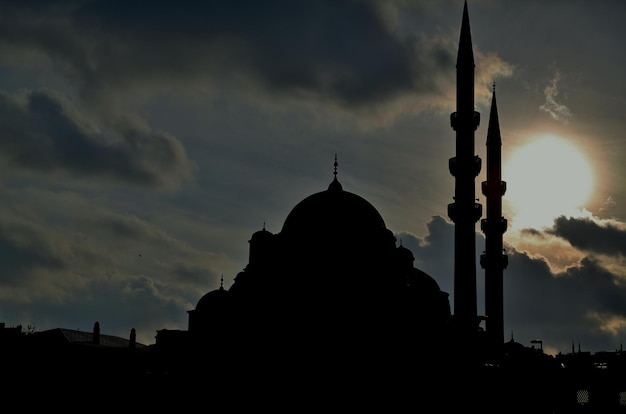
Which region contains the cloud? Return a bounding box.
[599,196,617,214]
[0,1,461,115]
[0,0,517,131]
[0,220,67,285]
[539,69,573,124]
[505,251,626,354]
[503,211,626,352]
[474,50,514,103]
[396,215,454,279]
[0,89,196,189]
[0,186,229,344]
[548,215,626,257]
[74,1,457,106]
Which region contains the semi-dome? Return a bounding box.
[280,176,387,239]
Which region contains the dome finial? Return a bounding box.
[220,273,224,289]
[328,153,343,191]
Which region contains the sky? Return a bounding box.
[0,0,625,355]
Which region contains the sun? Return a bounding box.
[502,134,595,230]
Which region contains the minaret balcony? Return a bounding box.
[473,202,483,222]
[448,201,482,222]
[449,157,457,177]
[450,112,458,130]
[450,111,480,131]
[502,253,509,269]
[448,156,480,177]
[481,180,507,197]
[479,252,509,269]
[473,155,482,177]
[501,217,508,233]
[480,217,508,234]
[448,202,457,223]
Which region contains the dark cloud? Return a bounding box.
[94,211,225,290]
[520,227,544,238]
[548,216,626,257]
[0,202,220,344]
[0,0,456,109]
[505,252,626,352]
[0,221,66,283]
[562,258,626,315]
[0,89,196,188]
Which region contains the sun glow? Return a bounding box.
[503,134,595,230]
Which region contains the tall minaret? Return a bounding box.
[480,84,508,350]
[448,1,482,334]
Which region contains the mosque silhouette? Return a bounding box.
[3,1,626,412]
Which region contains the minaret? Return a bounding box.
[448,1,482,334]
[480,84,508,350]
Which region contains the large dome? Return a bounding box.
[280,176,387,238]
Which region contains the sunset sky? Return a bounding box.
[1,0,625,355]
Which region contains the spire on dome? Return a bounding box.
[328,153,343,191]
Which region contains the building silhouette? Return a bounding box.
[149,2,626,411]
[3,1,626,412]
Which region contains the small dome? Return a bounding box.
[407,267,442,292]
[250,226,273,242]
[195,286,229,312]
[397,243,415,264]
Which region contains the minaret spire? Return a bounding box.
[448,0,482,335]
[480,82,508,353]
[486,83,500,145]
[457,1,475,69]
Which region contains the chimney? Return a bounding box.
[93,321,100,345]
[130,328,136,349]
